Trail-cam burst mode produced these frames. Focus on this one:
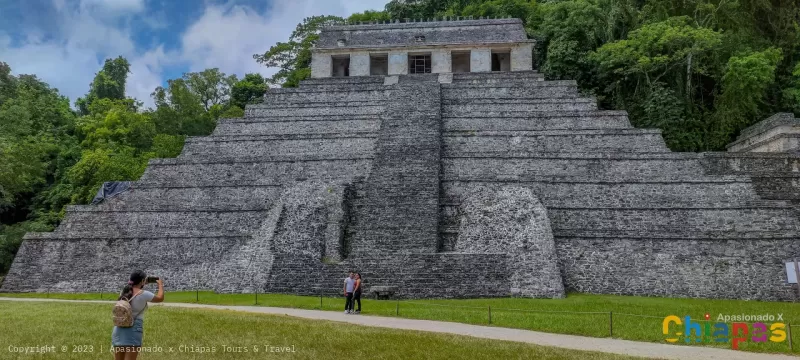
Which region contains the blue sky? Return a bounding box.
[0,0,387,107]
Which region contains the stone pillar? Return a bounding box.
[511,43,534,71]
[349,52,370,77]
[388,51,408,75]
[470,48,491,72]
[311,53,332,78]
[432,49,451,73]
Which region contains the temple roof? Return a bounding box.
[315,18,530,50]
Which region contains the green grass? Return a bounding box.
[3,291,799,354]
[0,301,642,360]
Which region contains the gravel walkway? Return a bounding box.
[1,297,796,360]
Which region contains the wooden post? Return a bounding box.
[320,295,323,309]
[196,289,199,303]
[396,300,399,316]
[488,306,492,324]
[610,312,614,337]
[255,289,259,305]
[789,324,794,352]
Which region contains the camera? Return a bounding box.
[146,276,159,284]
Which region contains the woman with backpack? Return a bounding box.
[111,270,164,360]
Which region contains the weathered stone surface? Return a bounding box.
[316,19,528,49]
[5,67,800,302]
[456,186,564,298]
[727,113,800,152]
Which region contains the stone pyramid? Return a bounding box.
[4,71,800,300]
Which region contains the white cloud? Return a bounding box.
[2,0,388,109]
[1,0,140,105]
[80,0,146,14]
[177,0,387,83]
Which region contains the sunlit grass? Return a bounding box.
[0,301,643,360]
[3,291,799,354]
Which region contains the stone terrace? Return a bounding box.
[4,71,800,300]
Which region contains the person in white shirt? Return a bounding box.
[343,271,356,314]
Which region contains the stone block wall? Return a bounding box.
[5,71,800,302]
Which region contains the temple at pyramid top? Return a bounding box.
[311,18,535,77]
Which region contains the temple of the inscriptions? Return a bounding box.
[4,18,800,301]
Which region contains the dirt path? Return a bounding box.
[0,297,794,360]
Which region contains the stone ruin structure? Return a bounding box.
[728,113,800,153]
[4,18,800,301]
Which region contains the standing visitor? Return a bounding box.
[352,273,363,314]
[111,270,164,360]
[343,271,356,314]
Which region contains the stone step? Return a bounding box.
[443,154,707,180]
[3,234,253,293]
[83,185,282,212]
[443,98,598,113]
[213,119,380,136]
[449,78,559,89]
[262,90,389,104]
[138,158,372,187]
[247,100,387,109]
[180,135,376,159]
[441,207,799,237]
[299,76,386,86]
[441,181,768,208]
[701,153,800,174]
[442,83,578,99]
[451,71,543,80]
[54,210,266,238]
[443,111,632,131]
[749,175,800,200]
[281,83,388,92]
[245,104,384,118]
[444,129,668,153]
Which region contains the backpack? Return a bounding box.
[112,290,142,327]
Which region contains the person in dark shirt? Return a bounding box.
[352,273,363,314]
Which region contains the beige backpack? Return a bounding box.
[112,290,142,327]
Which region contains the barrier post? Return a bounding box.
[396,300,399,316]
[320,295,323,310]
[255,289,259,305]
[794,259,800,300]
[196,289,199,303]
[488,306,492,324]
[789,324,794,352]
[609,312,613,337]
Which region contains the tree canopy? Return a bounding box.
[0,59,261,274]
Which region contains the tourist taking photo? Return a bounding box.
[111,270,165,360]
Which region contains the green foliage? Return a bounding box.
[460,0,537,21]
[75,56,131,115]
[253,15,344,87]
[183,69,238,111]
[348,10,391,22]
[76,98,156,152]
[66,147,149,204]
[783,63,800,114]
[0,221,52,274]
[0,58,251,275]
[712,48,784,148]
[231,73,268,109]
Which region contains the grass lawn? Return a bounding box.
[0,301,643,360]
[2,291,799,355]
